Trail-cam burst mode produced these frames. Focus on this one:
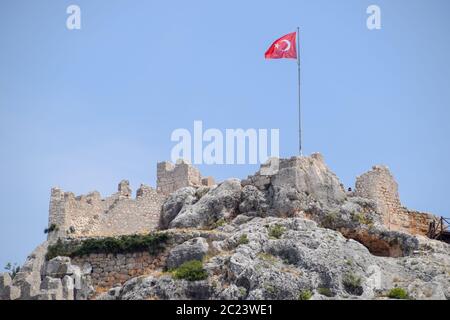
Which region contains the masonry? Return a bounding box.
[354,165,438,236]
[71,251,168,289]
[48,160,216,241]
[156,160,215,195]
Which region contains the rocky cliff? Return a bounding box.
[1,154,449,300]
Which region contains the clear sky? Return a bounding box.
[1,0,449,268]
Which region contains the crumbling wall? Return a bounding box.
[48,181,166,240]
[355,165,438,236]
[156,160,215,195]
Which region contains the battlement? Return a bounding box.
[156,160,215,195]
[47,180,166,241]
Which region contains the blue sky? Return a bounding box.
[1,0,449,268]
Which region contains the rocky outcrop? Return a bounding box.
[100,217,450,300]
[167,179,241,229]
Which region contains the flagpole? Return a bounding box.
[297,27,302,156]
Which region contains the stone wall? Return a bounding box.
[355,165,438,236]
[72,251,168,289]
[156,160,215,195]
[48,181,166,241]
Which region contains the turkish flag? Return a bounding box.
[265,32,297,59]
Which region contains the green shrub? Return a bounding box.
[388,287,409,300]
[4,262,20,278]
[318,287,334,297]
[46,232,170,260]
[342,273,363,295]
[352,213,373,226]
[298,290,312,300]
[172,260,208,281]
[322,211,339,228]
[268,224,285,239]
[237,234,249,245]
[212,218,226,229]
[44,224,58,234]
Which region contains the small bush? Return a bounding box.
[342,273,363,296]
[4,262,20,278]
[212,218,226,229]
[172,260,208,281]
[318,287,334,297]
[298,290,312,300]
[268,224,285,239]
[44,224,58,234]
[46,232,170,260]
[322,211,338,228]
[237,234,249,245]
[352,213,373,226]
[388,287,409,300]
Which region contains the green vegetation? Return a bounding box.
[46,232,170,260]
[352,212,374,226]
[4,262,20,278]
[212,218,226,229]
[318,287,334,297]
[172,260,208,281]
[388,287,409,300]
[322,211,338,228]
[268,224,285,239]
[342,273,363,295]
[298,290,312,300]
[44,224,58,234]
[257,253,278,263]
[237,234,249,245]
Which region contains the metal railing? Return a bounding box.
[428,217,450,240]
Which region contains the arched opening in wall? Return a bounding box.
[339,229,404,258]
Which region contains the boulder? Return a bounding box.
[40,276,63,300]
[239,185,269,217]
[45,256,72,278]
[166,237,209,269]
[169,179,242,229]
[160,187,197,229]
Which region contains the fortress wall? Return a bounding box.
[156,160,215,195]
[47,181,166,241]
[72,250,168,289]
[355,165,438,236]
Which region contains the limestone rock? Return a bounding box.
[159,187,197,229]
[40,276,63,300]
[45,256,72,278]
[62,275,75,300]
[239,185,269,217]
[168,179,242,229]
[166,237,209,269]
[105,216,450,300]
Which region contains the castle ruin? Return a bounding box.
[47,157,438,242]
[47,160,215,241]
[354,165,438,235]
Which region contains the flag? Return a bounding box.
[264,32,297,59]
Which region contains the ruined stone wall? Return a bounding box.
[156,160,215,195]
[48,181,166,241]
[355,165,438,236]
[355,165,401,226]
[72,251,168,289]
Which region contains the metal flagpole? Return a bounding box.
[297,27,302,156]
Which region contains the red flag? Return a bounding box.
[265,32,297,59]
